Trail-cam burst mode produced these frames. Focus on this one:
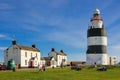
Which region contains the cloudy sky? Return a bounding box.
[0,0,120,62]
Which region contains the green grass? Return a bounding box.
[0,67,120,80]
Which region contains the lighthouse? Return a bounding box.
[86,9,108,65]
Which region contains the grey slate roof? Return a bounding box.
[17,45,40,52]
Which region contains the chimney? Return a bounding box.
[32,44,36,48]
[60,50,64,53]
[12,40,17,45]
[51,48,55,52]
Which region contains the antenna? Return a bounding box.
[11,35,15,41]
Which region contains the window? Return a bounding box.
[36,53,37,57]
[31,53,32,57]
[25,60,27,65]
[42,62,44,65]
[59,62,61,65]
[59,56,61,59]
[25,52,27,57]
[35,61,37,65]
[6,51,8,57]
[6,53,8,57]
[51,60,54,65]
[62,59,65,62]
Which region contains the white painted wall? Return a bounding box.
[50,57,57,67]
[87,36,107,46]
[57,55,61,66]
[40,60,46,65]
[4,45,40,67]
[107,56,117,65]
[21,50,40,67]
[86,54,108,65]
[48,51,67,66]
[57,55,67,66]
[92,20,102,28]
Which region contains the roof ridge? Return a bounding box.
[16,44,40,52]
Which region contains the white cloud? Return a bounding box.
[103,2,120,27]
[108,45,120,62]
[46,29,86,48]
[0,34,6,38]
[21,8,87,48]
[22,10,87,48]
[107,23,120,46]
[0,47,7,51]
[100,0,114,10]
[108,45,120,54]
[106,24,120,62]
[106,15,120,27]
[0,34,13,40]
[21,24,41,32]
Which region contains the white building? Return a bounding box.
[40,58,46,66]
[108,56,117,65]
[4,41,40,68]
[41,57,57,68]
[48,48,67,67]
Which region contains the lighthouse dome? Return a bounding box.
[94,9,100,14]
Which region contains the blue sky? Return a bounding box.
[0,0,120,62]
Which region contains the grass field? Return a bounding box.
[0,67,120,80]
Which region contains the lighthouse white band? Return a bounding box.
[86,54,108,65]
[87,36,107,46]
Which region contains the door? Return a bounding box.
[30,60,33,68]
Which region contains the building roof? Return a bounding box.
[55,52,66,56]
[6,40,40,52]
[17,45,40,52]
[50,48,67,56]
[42,57,56,61]
[41,57,46,60]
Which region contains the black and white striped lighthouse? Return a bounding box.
[86,9,108,65]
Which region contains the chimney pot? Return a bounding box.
[32,44,36,48]
[12,40,17,45]
[51,48,55,52]
[60,50,64,53]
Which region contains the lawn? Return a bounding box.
[0,67,120,80]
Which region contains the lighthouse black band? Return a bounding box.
[87,45,107,54]
[87,28,107,37]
